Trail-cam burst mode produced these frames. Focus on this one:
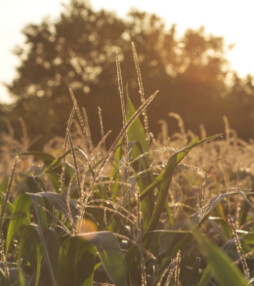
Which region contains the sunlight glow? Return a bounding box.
[0,0,254,102]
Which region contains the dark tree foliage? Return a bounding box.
[223,74,254,138]
[6,0,254,148]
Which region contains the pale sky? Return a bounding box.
[0,0,254,103]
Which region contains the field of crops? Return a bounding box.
[0,47,254,285]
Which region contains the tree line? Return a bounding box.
[1,0,254,149]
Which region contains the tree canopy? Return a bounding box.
[5,0,254,148]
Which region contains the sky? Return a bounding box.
[0,0,254,103]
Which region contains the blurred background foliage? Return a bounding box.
[1,0,254,149]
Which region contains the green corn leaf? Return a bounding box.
[10,193,58,286]
[34,245,43,286]
[199,239,246,286]
[76,147,96,178]
[0,177,8,194]
[194,229,249,286]
[110,138,123,201]
[44,229,60,274]
[57,236,96,286]
[6,194,32,254]
[108,139,124,232]
[198,264,213,286]
[125,244,141,284]
[146,134,222,232]
[31,191,79,220]
[21,151,56,166]
[24,176,45,193]
[126,96,154,229]
[125,97,149,154]
[146,153,177,232]
[21,151,74,191]
[144,229,192,237]
[190,191,241,226]
[242,232,254,244]
[0,177,14,216]
[18,225,41,286]
[29,194,57,286]
[0,265,29,286]
[41,150,71,175]
[78,231,127,286]
[208,216,232,240]
[18,224,60,286]
[28,193,47,228]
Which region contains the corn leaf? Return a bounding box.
[6,194,32,254]
[146,134,221,232]
[126,96,154,229]
[57,236,96,286]
[78,231,127,286]
[194,230,249,286]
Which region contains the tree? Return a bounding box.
[222,73,254,138]
[8,0,233,148]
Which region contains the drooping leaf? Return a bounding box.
[42,150,71,175]
[32,191,79,220]
[21,151,74,192]
[24,176,45,193]
[190,191,240,226]
[21,152,57,168]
